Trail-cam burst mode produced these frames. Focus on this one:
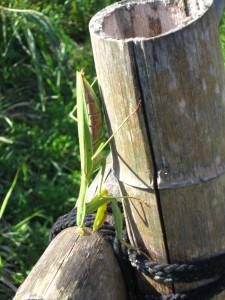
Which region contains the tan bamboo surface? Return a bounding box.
[90,0,225,295]
[13,227,127,300]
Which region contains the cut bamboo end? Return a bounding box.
[90,0,213,41]
[90,0,225,296]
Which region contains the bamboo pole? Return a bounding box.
[90,0,225,296]
[13,228,127,300]
[214,0,225,21]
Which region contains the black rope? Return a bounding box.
[49,208,115,245]
[144,273,225,300]
[49,208,225,300]
[127,248,225,283]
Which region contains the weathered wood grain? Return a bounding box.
[214,0,225,21]
[90,0,225,296]
[13,228,127,300]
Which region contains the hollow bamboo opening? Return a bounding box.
[91,0,212,40]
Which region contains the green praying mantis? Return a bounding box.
[71,70,140,241]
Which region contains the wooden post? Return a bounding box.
[214,0,225,21]
[90,0,225,296]
[13,228,127,300]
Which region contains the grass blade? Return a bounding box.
[0,137,13,144]
[0,256,2,275]
[12,211,44,231]
[0,170,19,220]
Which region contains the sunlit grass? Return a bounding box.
[0,1,115,299]
[1,1,222,299]
[219,10,225,62]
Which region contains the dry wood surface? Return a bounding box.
[90,0,225,296]
[13,227,127,300]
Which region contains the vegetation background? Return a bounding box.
[0,1,224,299]
[0,1,115,298]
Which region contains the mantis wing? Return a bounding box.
[111,199,123,241]
[92,101,141,162]
[82,75,104,153]
[86,193,109,215]
[76,71,93,227]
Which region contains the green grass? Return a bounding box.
[0,1,224,299]
[219,13,225,61]
[0,1,115,299]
